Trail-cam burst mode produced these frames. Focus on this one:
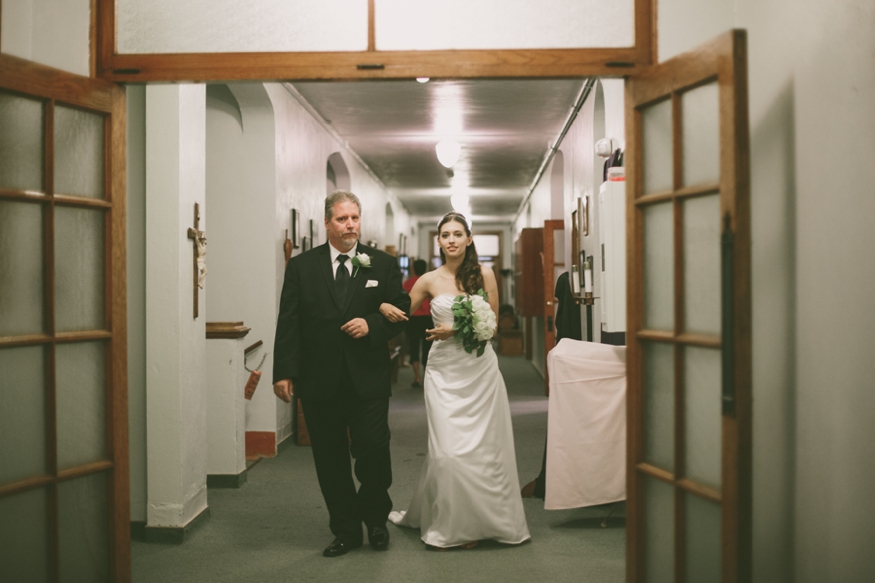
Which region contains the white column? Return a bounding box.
[206,337,248,479]
[145,84,208,529]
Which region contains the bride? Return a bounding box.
[380,212,531,550]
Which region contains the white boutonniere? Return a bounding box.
[351,252,371,277]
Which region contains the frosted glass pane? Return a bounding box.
[643,202,674,331]
[55,207,105,332]
[645,477,674,583]
[375,0,635,50]
[684,347,722,489]
[0,90,44,192]
[54,105,105,198]
[0,347,47,485]
[685,493,721,582]
[682,83,720,187]
[56,342,107,470]
[683,195,721,334]
[642,99,673,194]
[0,201,45,336]
[59,473,110,583]
[117,0,368,53]
[644,342,674,471]
[0,488,49,583]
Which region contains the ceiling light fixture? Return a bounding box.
[416,77,430,83]
[450,192,470,213]
[435,138,461,168]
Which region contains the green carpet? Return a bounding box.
[132,354,625,583]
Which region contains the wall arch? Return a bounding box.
[327,152,351,194]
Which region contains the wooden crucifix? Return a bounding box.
[187,202,207,319]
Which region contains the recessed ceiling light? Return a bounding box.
[435,138,461,168]
[416,77,430,83]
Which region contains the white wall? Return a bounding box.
[658,1,875,580]
[144,84,209,528]
[0,0,90,76]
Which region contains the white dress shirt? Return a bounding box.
[329,243,355,279]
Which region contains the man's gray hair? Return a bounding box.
[325,190,362,220]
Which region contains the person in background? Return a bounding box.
[403,259,433,388]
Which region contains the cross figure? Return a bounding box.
[187,202,207,319]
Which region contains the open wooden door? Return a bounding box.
[541,219,564,394]
[0,54,129,582]
[625,30,751,582]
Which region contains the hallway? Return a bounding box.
[131,356,625,583]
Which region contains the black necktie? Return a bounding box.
[335,254,350,303]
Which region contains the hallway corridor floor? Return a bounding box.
[132,354,625,583]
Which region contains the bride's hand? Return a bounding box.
[425,323,455,342]
[380,303,408,323]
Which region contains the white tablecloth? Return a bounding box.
[545,339,627,510]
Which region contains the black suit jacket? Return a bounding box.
[272,242,410,401]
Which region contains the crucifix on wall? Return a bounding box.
[187,202,207,319]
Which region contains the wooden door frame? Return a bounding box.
[541,219,564,394]
[94,0,656,83]
[0,53,130,583]
[624,30,751,582]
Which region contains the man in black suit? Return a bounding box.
[273,191,409,557]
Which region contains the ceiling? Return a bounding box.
[290,78,587,223]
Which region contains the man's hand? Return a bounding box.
[274,379,294,403]
[341,318,370,339]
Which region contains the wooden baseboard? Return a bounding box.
[245,431,276,460]
[143,506,210,545]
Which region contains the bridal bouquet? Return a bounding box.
[451,289,497,357]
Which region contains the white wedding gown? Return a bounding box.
[389,294,531,547]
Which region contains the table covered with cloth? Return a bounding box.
[545,338,627,510]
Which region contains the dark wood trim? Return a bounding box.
[0,188,50,201]
[635,184,721,207]
[56,460,114,482]
[636,462,674,484]
[675,332,721,348]
[0,474,54,498]
[53,193,113,208]
[90,0,98,77]
[367,0,376,52]
[0,54,115,111]
[54,330,113,342]
[99,47,648,83]
[677,478,722,504]
[0,334,53,348]
[205,322,251,339]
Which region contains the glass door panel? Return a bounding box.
[56,342,108,470]
[58,473,110,583]
[0,90,44,192]
[53,105,106,199]
[643,341,675,471]
[682,195,721,335]
[0,200,45,336]
[0,346,47,485]
[684,493,722,582]
[643,202,674,331]
[0,488,50,583]
[681,83,720,188]
[641,99,673,194]
[645,477,675,583]
[54,207,106,332]
[683,347,722,489]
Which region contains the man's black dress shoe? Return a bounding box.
[323,538,362,557]
[368,525,390,551]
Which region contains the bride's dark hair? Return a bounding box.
[438,212,484,295]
